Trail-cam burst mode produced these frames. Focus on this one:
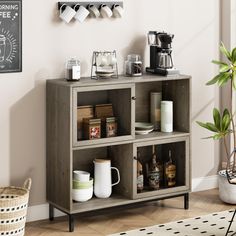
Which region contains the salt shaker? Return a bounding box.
[65,58,80,81]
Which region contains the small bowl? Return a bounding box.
[73,170,90,182]
[73,178,93,189]
[72,187,93,202]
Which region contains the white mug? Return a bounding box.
[88,4,100,18]
[73,170,90,182]
[112,4,124,18]
[100,5,113,18]
[107,54,117,66]
[74,4,90,23]
[59,4,76,23]
[96,54,108,67]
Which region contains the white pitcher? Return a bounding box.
[94,159,120,198]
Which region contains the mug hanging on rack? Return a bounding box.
[91,51,118,79]
[59,4,76,23]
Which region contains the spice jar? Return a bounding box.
[106,117,117,137]
[65,57,81,81]
[84,118,101,140]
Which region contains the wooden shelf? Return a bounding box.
[71,190,188,214]
[135,131,190,142]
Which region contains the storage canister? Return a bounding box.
[84,118,101,140]
[161,101,173,132]
[150,92,162,131]
[106,117,117,137]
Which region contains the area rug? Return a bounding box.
[109,209,236,236]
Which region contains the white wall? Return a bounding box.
[0,0,220,206]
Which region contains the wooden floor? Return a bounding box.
[26,189,234,236]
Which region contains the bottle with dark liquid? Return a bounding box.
[165,150,176,187]
[148,146,160,190]
[137,151,144,193]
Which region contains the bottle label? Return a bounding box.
[148,171,160,189]
[137,175,144,189]
[166,164,176,187]
[72,65,80,80]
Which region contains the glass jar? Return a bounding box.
[124,54,142,77]
[65,58,81,81]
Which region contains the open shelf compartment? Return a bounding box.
[72,143,134,208]
[135,79,190,136]
[132,136,190,199]
[72,84,135,147]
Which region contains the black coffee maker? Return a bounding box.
[146,31,179,76]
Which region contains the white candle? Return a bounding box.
[161,101,173,132]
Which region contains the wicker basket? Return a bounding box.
[0,178,32,236]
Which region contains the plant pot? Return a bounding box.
[218,170,236,204]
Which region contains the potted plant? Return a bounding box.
[197,42,236,204]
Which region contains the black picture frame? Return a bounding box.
[0,0,22,73]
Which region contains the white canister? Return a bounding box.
[94,159,120,198]
[150,92,162,131]
[161,101,173,132]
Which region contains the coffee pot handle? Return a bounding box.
[111,167,120,186]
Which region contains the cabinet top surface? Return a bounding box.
[47,74,191,88]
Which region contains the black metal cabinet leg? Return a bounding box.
[68,214,74,232]
[225,209,236,236]
[49,204,54,221]
[184,193,189,210]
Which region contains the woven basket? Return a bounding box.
[0,178,32,236]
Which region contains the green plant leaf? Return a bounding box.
[231,47,236,63]
[206,122,219,132]
[223,108,230,118]
[218,72,231,86]
[206,73,222,85]
[211,60,228,66]
[222,113,231,131]
[213,133,222,140]
[232,71,236,90]
[213,108,221,130]
[220,64,230,73]
[220,42,232,61]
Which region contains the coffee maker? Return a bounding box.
[146,31,179,76]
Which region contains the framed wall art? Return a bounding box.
[0,0,22,73]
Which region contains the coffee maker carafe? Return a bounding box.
[146,31,179,76]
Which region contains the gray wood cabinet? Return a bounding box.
[46,74,191,232]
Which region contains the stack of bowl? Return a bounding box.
[72,170,93,202]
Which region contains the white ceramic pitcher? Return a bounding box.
[94,159,120,198]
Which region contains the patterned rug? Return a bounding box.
[109,210,236,236]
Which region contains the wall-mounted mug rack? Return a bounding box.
[58,1,124,23]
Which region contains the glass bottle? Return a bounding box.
[148,146,160,190]
[165,150,176,187]
[65,57,81,81]
[137,151,144,193]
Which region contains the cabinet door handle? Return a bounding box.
[132,96,136,100]
[133,156,137,160]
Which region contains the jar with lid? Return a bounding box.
[65,57,81,81]
[106,117,117,137]
[125,54,142,77]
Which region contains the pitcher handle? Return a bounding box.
[111,167,120,186]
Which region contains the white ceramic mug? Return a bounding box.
[59,4,76,23]
[94,159,120,198]
[100,4,113,18]
[112,4,124,17]
[88,4,100,18]
[107,54,117,66]
[96,54,108,67]
[73,170,90,182]
[74,4,90,23]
